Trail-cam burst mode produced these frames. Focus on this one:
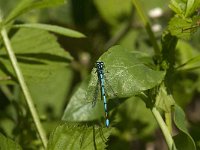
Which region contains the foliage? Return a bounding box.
[0,0,200,149]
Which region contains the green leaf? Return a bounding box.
[173,105,196,150]
[47,123,111,150]
[62,79,105,122]
[13,23,86,38]
[0,28,73,116]
[0,133,22,150]
[87,45,165,100]
[5,0,65,24]
[155,84,175,112]
[63,45,165,123]
[168,15,193,40]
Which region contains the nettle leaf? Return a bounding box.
[0,133,22,150]
[47,123,111,150]
[173,105,196,150]
[13,23,86,38]
[155,84,175,112]
[87,45,165,99]
[62,79,104,122]
[0,28,73,116]
[5,0,65,24]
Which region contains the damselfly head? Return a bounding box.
[96,61,104,69]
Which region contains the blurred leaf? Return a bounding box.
[13,23,86,38]
[0,133,22,150]
[0,28,73,116]
[94,0,132,26]
[173,104,196,150]
[185,0,200,17]
[155,84,175,112]
[169,0,185,15]
[114,97,157,139]
[47,123,111,150]
[5,0,65,24]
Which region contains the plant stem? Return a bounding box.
[165,112,172,134]
[131,0,161,57]
[152,107,176,150]
[1,27,47,148]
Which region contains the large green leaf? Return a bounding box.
[0,133,22,150]
[62,45,165,123]
[173,105,196,150]
[47,123,111,150]
[87,45,165,100]
[0,28,73,116]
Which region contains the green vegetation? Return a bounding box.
[0,0,200,149]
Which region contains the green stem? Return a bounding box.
[152,107,176,150]
[1,27,47,148]
[165,112,172,134]
[131,0,161,57]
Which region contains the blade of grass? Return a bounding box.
[13,23,86,38]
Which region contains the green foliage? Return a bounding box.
[47,123,111,150]
[0,0,200,149]
[0,133,22,150]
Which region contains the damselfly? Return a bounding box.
[95,61,109,127]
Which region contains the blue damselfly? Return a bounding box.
[95,61,109,127]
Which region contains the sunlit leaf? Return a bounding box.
[87,45,165,100]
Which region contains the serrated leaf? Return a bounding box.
[47,123,111,150]
[0,133,22,150]
[0,28,73,116]
[5,0,65,24]
[155,84,175,112]
[87,45,165,100]
[13,23,86,38]
[173,105,196,150]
